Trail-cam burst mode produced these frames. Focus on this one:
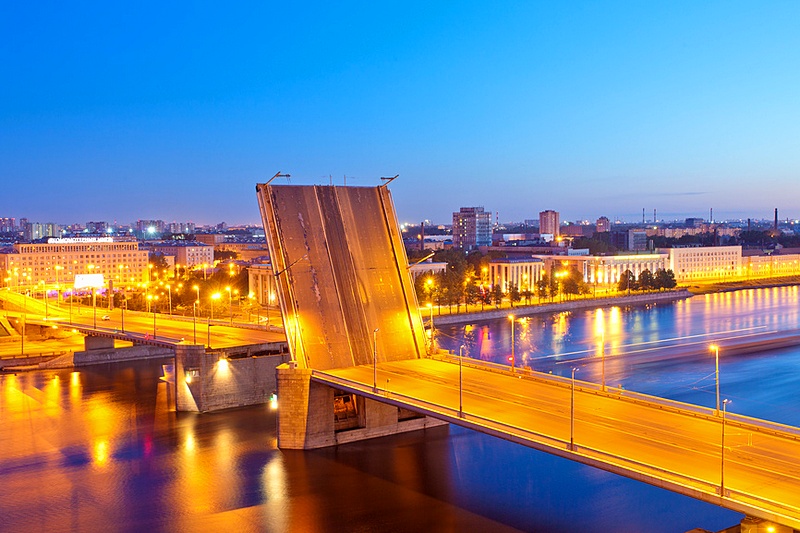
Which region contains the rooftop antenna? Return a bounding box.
[379,174,399,188]
[266,171,290,185]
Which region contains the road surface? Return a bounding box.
[316,358,800,529]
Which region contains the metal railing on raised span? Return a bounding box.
[312,366,800,528]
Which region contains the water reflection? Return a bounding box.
[5,290,797,531]
[439,287,800,424]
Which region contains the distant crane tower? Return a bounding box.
[710,207,713,224]
[654,209,657,224]
[775,208,779,231]
[642,208,645,224]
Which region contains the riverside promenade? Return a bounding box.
[431,289,692,326]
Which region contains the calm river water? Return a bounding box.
[2,287,800,532]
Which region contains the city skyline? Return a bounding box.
[3,3,800,225]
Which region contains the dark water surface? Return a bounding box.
[3,287,800,532]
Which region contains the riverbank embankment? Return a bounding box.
[432,289,692,326]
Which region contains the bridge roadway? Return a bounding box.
[314,357,800,529]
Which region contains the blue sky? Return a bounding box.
[2,2,800,226]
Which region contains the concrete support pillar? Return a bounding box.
[175,344,208,412]
[739,516,791,533]
[275,363,447,450]
[276,363,335,449]
[84,335,114,351]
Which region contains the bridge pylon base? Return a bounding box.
[276,363,446,450]
[739,516,792,533]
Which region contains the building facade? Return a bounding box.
[596,216,611,233]
[666,246,742,281]
[489,257,544,293]
[452,207,492,250]
[149,241,214,269]
[0,237,149,289]
[248,263,278,308]
[539,210,560,237]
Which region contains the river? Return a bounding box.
[2,287,800,532]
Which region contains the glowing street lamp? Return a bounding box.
[710,344,721,415]
[211,292,221,320]
[225,286,233,325]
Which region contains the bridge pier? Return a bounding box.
[84,335,115,351]
[175,343,290,412]
[739,516,792,533]
[276,363,446,449]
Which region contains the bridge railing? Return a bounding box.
[430,353,800,441]
[313,368,800,527]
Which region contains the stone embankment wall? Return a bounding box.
[432,289,692,326]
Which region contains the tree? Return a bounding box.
[536,277,549,301]
[618,270,636,293]
[638,269,654,291]
[548,273,559,301]
[508,284,521,307]
[521,287,533,305]
[491,284,504,308]
[654,268,677,290]
[562,267,589,298]
[465,282,481,307]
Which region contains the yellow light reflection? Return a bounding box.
[93,440,109,466]
[69,371,82,403]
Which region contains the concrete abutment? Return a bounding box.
[276,363,447,450]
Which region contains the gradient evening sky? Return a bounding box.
[2,2,800,226]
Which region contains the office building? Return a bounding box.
[666,246,741,281]
[539,210,560,237]
[0,236,149,289]
[452,207,492,250]
[149,241,214,269]
[596,216,611,233]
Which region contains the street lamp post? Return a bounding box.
[166,284,172,316]
[92,288,97,329]
[207,316,212,348]
[570,367,579,451]
[600,331,606,392]
[121,300,126,333]
[427,302,435,352]
[372,328,379,393]
[720,398,731,495]
[459,344,466,417]
[710,344,721,415]
[226,286,233,325]
[193,301,198,344]
[508,314,516,373]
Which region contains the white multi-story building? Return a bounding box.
[150,241,214,269]
[489,257,544,293]
[0,237,149,289]
[666,246,742,281]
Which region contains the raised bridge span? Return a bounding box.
[256,181,800,530]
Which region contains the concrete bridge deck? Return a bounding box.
[313,357,800,529]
